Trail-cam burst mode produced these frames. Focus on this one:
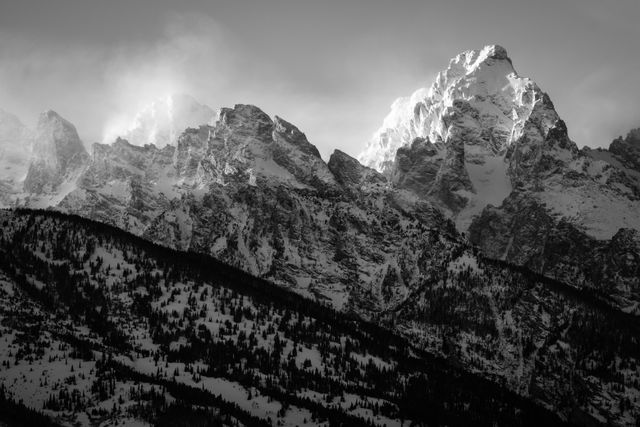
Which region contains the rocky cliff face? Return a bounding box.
[59,138,176,233]
[139,105,459,312]
[327,149,387,191]
[467,123,640,313]
[610,128,640,171]
[23,110,88,203]
[46,104,456,313]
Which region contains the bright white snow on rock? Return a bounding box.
[359,45,541,175]
[359,45,537,229]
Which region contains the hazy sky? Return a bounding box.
[1,0,639,159]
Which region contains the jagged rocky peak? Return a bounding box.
[82,137,174,187]
[174,104,336,189]
[327,149,386,189]
[273,115,322,159]
[114,94,215,148]
[216,104,273,134]
[359,44,566,174]
[610,128,640,171]
[23,110,88,194]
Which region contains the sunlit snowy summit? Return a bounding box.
[359,44,573,228]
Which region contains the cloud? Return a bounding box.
[0,13,235,146]
[0,10,427,159]
[99,13,236,144]
[565,65,640,147]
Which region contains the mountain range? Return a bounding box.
[0,45,639,426]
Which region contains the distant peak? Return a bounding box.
[41,110,62,120]
[232,104,270,117]
[329,149,385,188]
[218,104,273,127]
[446,44,513,78]
[479,44,509,61]
[38,110,76,130]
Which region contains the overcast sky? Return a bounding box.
[1,0,639,159]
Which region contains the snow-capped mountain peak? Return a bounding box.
[357,44,574,230]
[358,44,551,175]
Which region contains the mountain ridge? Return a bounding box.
[0,43,639,425]
[0,47,637,317]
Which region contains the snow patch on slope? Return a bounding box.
[538,181,640,240]
[455,151,512,230]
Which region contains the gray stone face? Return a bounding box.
[23,110,88,194]
[469,190,640,313]
[610,128,640,172]
[390,137,442,196]
[327,149,386,190]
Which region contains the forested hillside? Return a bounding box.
[0,209,567,426]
